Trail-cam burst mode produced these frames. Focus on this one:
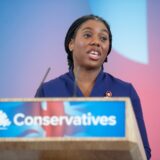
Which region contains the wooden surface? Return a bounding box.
[0,138,143,160]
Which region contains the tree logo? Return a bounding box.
[0,110,11,130]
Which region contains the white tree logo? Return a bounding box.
[0,110,11,129]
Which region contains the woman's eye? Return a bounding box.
[83,33,91,38]
[100,36,107,42]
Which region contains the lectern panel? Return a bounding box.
[0,99,125,138]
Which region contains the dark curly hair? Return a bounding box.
[64,14,112,69]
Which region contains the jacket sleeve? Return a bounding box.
[130,84,151,159]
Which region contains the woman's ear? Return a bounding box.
[69,39,74,52]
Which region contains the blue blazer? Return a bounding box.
[35,69,151,159]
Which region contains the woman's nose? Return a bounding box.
[90,37,100,47]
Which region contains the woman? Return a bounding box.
[35,15,151,159]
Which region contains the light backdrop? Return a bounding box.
[0,0,159,159]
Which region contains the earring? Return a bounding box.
[70,48,73,52]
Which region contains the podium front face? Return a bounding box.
[0,98,147,160]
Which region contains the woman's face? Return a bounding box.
[69,19,110,70]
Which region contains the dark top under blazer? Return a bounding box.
[35,69,151,159]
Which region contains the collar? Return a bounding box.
[67,68,112,97]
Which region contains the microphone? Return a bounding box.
[73,66,80,97]
[35,67,51,97]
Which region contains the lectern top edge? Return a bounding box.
[0,97,130,102]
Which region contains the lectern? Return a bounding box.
[0,98,147,160]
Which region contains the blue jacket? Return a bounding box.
[35,69,151,159]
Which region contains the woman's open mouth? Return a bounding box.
[88,50,101,61]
